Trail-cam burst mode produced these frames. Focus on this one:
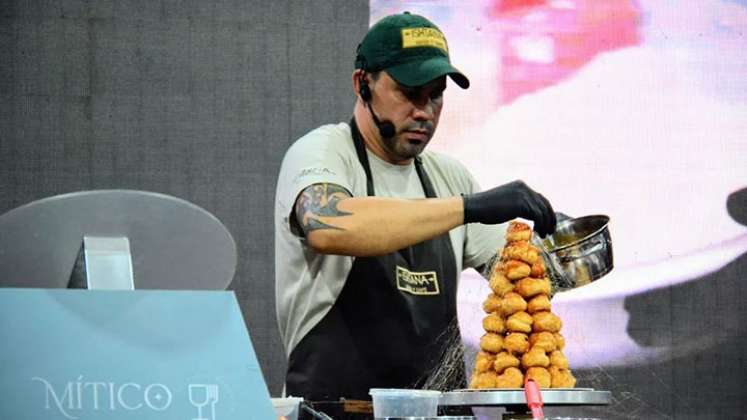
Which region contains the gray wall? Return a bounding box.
[0,0,368,394]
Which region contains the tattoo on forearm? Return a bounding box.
[295,183,353,235]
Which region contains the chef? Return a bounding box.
[274,12,556,405]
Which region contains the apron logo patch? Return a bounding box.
[396,266,440,296]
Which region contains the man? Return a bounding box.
[274,12,556,403]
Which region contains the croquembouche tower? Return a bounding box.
[470,221,576,389]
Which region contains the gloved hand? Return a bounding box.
[462,180,557,237]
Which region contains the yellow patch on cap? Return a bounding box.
[401,27,448,52]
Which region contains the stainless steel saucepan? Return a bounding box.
[532,214,613,290]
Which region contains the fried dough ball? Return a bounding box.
[549,366,577,388]
[480,333,504,353]
[501,260,531,280]
[549,350,569,369]
[474,351,496,373]
[506,222,532,243]
[533,311,562,333]
[506,311,533,333]
[495,367,524,388]
[526,367,552,388]
[503,333,529,355]
[521,347,550,368]
[469,373,480,389]
[515,277,551,299]
[530,259,546,277]
[469,373,478,389]
[554,332,566,350]
[493,351,521,373]
[501,241,539,265]
[527,294,552,313]
[499,292,527,316]
[529,332,557,352]
[489,272,514,296]
[483,313,505,334]
[482,293,501,313]
[471,371,498,389]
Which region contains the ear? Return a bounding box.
[352,69,366,99]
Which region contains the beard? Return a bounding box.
[382,135,428,159]
[381,120,436,161]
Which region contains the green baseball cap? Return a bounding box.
[355,12,469,89]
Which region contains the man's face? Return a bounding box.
[368,71,446,163]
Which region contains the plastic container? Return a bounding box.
[369,388,441,418]
[270,397,303,420]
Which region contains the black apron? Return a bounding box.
[286,119,465,401]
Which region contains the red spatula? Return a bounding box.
[524,378,545,419]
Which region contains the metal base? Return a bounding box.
[440,388,611,408]
[439,389,610,420]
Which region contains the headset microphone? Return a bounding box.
[367,103,396,139]
[359,74,396,139]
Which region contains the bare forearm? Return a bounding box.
[307,196,464,256]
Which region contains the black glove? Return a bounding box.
[462,180,557,237]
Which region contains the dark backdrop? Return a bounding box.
[0,0,368,394]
